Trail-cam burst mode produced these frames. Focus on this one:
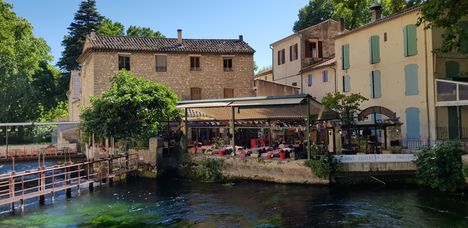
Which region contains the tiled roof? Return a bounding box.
[82,33,255,55]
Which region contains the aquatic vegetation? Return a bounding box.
[194,158,224,182]
[255,214,283,227]
[416,140,465,192]
[304,154,342,179]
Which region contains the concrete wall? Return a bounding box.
[334,10,436,142]
[301,65,336,101]
[255,79,299,96]
[80,51,255,107]
[193,155,328,185]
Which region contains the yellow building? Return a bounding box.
[334,5,468,149]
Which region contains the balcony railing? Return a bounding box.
[435,79,468,106]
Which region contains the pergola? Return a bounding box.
[176,94,338,159]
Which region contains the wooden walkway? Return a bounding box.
[0,154,138,211]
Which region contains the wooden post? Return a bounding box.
[77,164,81,196]
[184,108,188,152]
[9,174,15,212]
[231,107,236,148]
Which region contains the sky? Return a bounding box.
[6,0,308,70]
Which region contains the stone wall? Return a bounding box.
[192,155,329,185]
[80,51,255,106]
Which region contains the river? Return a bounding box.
[0,162,467,227]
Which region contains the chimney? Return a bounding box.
[177,29,182,45]
[370,2,382,22]
[339,18,345,32]
[239,35,243,41]
[90,31,96,39]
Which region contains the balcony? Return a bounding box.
[435,79,468,106]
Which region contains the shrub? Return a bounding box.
[194,158,224,182]
[415,140,465,192]
[305,154,342,179]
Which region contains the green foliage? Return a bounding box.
[97,18,125,36]
[321,92,368,125]
[415,140,465,192]
[304,154,342,179]
[0,0,66,123]
[80,70,180,145]
[293,0,334,32]
[58,0,103,72]
[418,0,468,54]
[463,163,468,179]
[194,158,224,182]
[126,25,165,38]
[213,137,224,149]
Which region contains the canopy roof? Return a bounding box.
[176,94,338,121]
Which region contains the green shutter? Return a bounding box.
[445,61,460,79]
[370,70,381,98]
[406,107,420,139]
[405,64,419,95]
[342,44,350,70]
[460,21,468,53]
[369,36,380,64]
[404,24,417,56]
[343,75,350,92]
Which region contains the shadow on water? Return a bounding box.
[0,163,467,227]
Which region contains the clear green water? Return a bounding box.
[0,177,467,227]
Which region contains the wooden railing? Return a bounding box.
[0,154,138,212]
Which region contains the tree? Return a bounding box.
[126,25,165,38]
[0,0,54,122]
[97,18,124,36]
[321,92,368,124]
[58,0,103,72]
[417,0,468,54]
[80,71,180,146]
[293,0,334,32]
[331,0,373,30]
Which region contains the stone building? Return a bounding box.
[76,30,255,110]
[270,19,344,91]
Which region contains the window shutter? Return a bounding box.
[318,41,323,58]
[405,64,419,95]
[305,41,312,57]
[289,46,292,61]
[370,70,381,98]
[369,36,380,64]
[445,61,460,79]
[404,25,417,56]
[405,107,420,139]
[461,21,468,53]
[343,75,350,92]
[307,74,312,87]
[342,44,350,70]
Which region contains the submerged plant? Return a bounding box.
[415,140,465,192]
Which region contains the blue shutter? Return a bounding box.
[404,24,417,56]
[405,64,419,95]
[343,75,350,92]
[445,61,460,79]
[307,74,312,87]
[370,70,381,98]
[369,36,380,64]
[406,107,420,139]
[342,44,350,69]
[322,70,328,82]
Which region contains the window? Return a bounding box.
[118,55,130,71]
[406,107,420,139]
[190,56,201,71]
[341,44,350,70]
[277,49,285,65]
[190,87,202,100]
[405,64,419,96]
[370,70,381,98]
[369,35,380,64]
[384,32,387,42]
[461,21,468,53]
[307,74,312,87]
[404,24,417,57]
[223,58,233,71]
[224,88,234,98]
[322,70,328,82]
[155,55,167,72]
[289,44,298,61]
[342,75,350,92]
[292,82,297,86]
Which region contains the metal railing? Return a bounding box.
[435,79,468,106]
